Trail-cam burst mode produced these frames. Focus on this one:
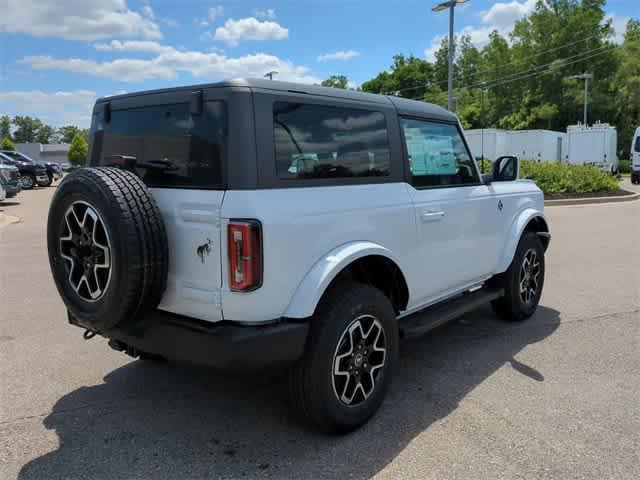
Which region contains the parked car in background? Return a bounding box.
[59,162,71,172]
[0,150,62,186]
[0,181,5,202]
[631,126,640,185]
[0,151,49,189]
[0,159,22,198]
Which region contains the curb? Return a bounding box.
[544,191,639,206]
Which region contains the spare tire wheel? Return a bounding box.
[47,167,168,332]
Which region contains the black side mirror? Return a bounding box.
[492,155,519,182]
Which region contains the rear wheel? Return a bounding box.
[288,282,398,433]
[491,231,545,322]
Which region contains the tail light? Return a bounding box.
[227,220,262,291]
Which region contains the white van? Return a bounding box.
[631,127,640,185]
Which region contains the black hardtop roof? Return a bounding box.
[96,78,457,122]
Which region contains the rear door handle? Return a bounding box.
[421,211,445,222]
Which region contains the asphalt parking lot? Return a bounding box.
[1,182,638,480]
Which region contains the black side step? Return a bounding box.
[399,287,504,339]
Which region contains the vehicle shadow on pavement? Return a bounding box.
[19,305,560,480]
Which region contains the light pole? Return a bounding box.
[571,72,593,125]
[432,0,469,111]
[264,70,278,80]
[480,81,487,172]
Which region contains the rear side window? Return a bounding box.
[635,135,640,153]
[273,102,391,179]
[401,118,479,188]
[90,101,226,189]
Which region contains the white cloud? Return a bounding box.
[141,4,154,19]
[93,40,173,54]
[209,6,224,21]
[21,46,320,84]
[162,18,179,28]
[213,17,288,46]
[255,9,276,20]
[481,0,537,30]
[606,14,630,44]
[1,0,162,41]
[0,90,97,127]
[317,50,361,62]
[425,0,537,60]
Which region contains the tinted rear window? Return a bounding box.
[273,102,391,179]
[90,101,226,189]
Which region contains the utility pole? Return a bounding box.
[264,70,278,80]
[432,0,469,111]
[571,72,593,125]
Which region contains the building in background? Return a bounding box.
[15,143,69,164]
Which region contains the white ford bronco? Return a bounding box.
[47,79,550,432]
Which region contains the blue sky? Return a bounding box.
[0,0,635,128]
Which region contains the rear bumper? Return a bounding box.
[72,310,309,372]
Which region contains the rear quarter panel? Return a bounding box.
[220,183,416,323]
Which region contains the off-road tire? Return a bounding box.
[47,167,168,332]
[491,231,545,322]
[288,282,398,433]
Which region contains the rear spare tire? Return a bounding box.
[47,167,168,332]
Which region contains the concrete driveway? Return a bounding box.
[1,185,638,480]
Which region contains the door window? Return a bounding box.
[401,118,479,188]
[273,102,391,179]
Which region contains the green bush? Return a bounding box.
[519,160,618,194]
[617,160,631,174]
[67,132,88,167]
[1,137,15,151]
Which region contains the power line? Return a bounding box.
[463,44,613,90]
[389,42,616,97]
[384,33,611,96]
[401,45,616,102]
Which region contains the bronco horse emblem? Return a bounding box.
[196,238,213,263]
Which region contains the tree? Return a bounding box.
[0,116,11,141]
[58,125,81,144]
[1,137,15,151]
[361,54,433,100]
[35,124,56,144]
[11,116,58,144]
[12,116,43,143]
[321,75,349,89]
[67,133,88,166]
[612,19,640,158]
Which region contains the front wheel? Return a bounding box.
[288,282,398,433]
[491,231,545,322]
[21,174,36,190]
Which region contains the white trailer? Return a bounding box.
[564,122,618,173]
[463,128,511,161]
[507,130,565,163]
